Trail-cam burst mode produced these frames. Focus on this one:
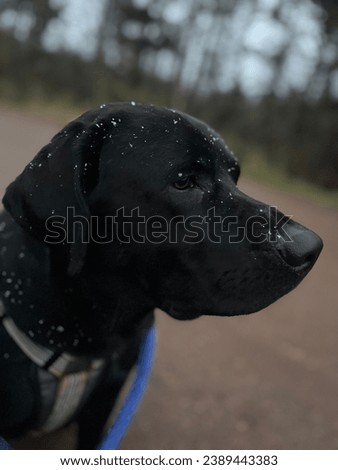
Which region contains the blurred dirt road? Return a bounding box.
[1,106,337,449]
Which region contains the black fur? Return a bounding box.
[0,103,322,448]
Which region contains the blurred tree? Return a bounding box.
[313,0,338,96]
[97,0,178,86]
[0,0,60,46]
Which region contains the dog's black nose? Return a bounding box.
[277,223,323,269]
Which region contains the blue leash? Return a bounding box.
[0,326,157,451]
[99,325,156,450]
[0,437,11,450]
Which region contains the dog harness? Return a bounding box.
[0,299,106,433]
[0,298,157,449]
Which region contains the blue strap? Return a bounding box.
[0,326,156,451]
[98,325,157,450]
[0,437,11,450]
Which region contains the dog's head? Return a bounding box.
[3,103,323,320]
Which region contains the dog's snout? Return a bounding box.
[277,223,323,270]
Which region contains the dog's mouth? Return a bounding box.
[159,304,202,321]
[157,222,323,321]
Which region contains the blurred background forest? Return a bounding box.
[0,0,337,195]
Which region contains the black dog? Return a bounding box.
[0,103,322,449]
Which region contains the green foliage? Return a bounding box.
[241,149,338,208]
[203,92,338,191]
[0,30,173,108]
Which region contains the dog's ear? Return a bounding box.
[2,111,106,277]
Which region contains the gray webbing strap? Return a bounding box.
[0,298,105,432]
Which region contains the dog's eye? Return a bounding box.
[173,176,195,190]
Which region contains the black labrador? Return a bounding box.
[0,103,322,449]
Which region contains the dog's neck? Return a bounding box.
[55,260,155,356]
[0,214,154,357]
